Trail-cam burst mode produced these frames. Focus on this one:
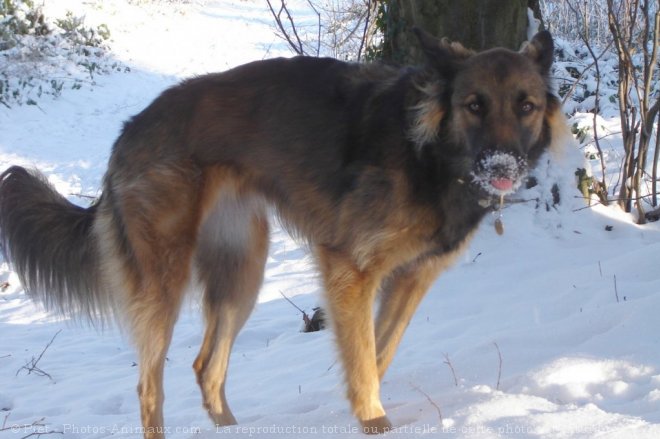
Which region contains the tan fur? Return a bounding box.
[409,82,445,148]
[440,38,477,59]
[375,231,476,379]
[547,105,572,158]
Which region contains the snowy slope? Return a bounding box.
[1,1,660,438]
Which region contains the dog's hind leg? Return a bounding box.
[193,189,269,426]
[316,246,391,434]
[108,164,203,438]
[131,291,184,438]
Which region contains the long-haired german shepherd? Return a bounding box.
[0,29,568,436]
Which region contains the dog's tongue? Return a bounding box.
[490,178,514,192]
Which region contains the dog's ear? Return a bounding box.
[413,27,474,78]
[520,30,554,75]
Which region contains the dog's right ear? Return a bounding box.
[413,27,474,78]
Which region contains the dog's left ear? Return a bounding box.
[521,30,554,75]
[413,27,474,78]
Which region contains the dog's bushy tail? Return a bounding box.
[0,166,111,322]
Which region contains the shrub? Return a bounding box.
[0,0,125,107]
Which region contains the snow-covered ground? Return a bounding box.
[1,1,660,438]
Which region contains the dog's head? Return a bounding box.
[410,28,561,197]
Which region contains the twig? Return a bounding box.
[442,353,458,387]
[572,195,610,212]
[572,192,660,210]
[16,330,62,381]
[565,1,613,197]
[410,382,443,424]
[278,290,311,328]
[579,130,623,144]
[504,197,540,205]
[0,354,10,359]
[471,252,482,263]
[21,429,64,439]
[279,290,305,314]
[266,0,306,55]
[560,42,613,105]
[305,0,321,56]
[614,274,620,303]
[572,201,606,212]
[357,0,374,61]
[493,342,503,391]
[0,415,63,438]
[69,192,97,200]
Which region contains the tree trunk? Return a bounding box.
[382,0,532,64]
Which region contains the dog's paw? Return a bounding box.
[361,416,393,435]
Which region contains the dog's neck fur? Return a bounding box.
[345,66,492,254]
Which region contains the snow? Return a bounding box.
[1,1,660,438]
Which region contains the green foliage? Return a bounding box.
[55,11,110,49]
[0,0,120,107]
[0,0,48,49]
[571,122,590,144]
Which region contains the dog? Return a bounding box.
[0,29,568,437]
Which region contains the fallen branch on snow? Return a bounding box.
[16,330,62,381]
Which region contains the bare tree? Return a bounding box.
[607,0,659,222]
[543,0,610,46]
[565,0,612,205]
[266,0,379,61]
[266,0,316,55]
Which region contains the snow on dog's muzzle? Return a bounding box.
[471,151,528,196]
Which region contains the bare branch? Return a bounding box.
[493,342,503,391]
[16,330,62,381]
[442,353,459,387]
[306,0,321,56]
[566,0,610,200]
[560,42,613,105]
[266,0,306,55]
[614,274,620,303]
[0,415,63,438]
[279,290,319,331]
[279,290,306,315]
[69,192,98,200]
[356,0,373,61]
[653,108,660,206]
[410,382,443,424]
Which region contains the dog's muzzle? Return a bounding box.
[471,151,528,196]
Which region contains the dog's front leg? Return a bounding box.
[374,239,474,380]
[374,257,446,380]
[316,246,392,434]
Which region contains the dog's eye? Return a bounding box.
[467,102,482,115]
[521,102,535,113]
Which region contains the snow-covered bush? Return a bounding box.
[0,0,126,107]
